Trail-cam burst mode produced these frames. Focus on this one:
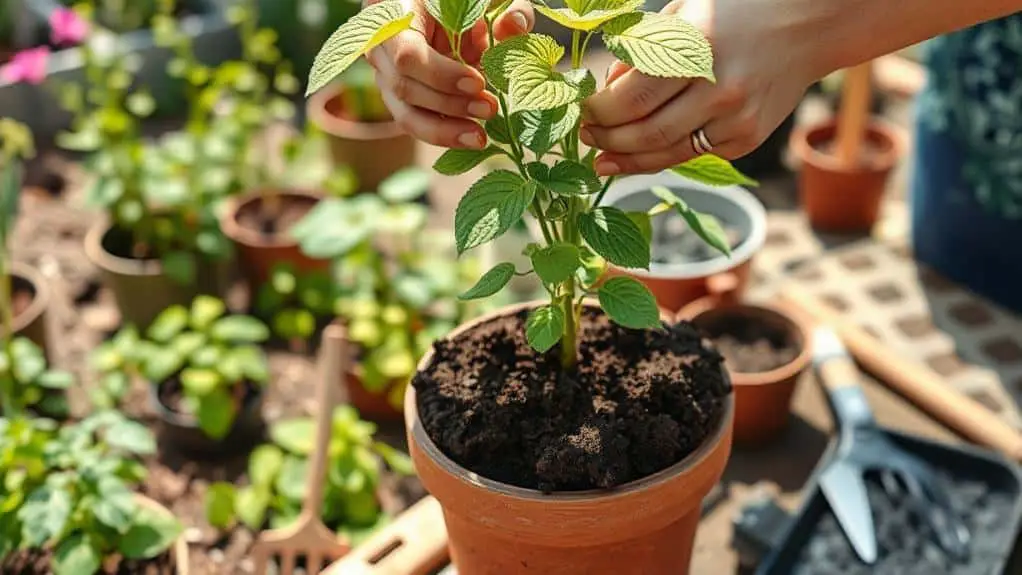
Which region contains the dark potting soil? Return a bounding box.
[652,213,744,265]
[413,308,731,492]
[2,548,175,574]
[792,470,1017,575]
[12,286,35,319]
[101,226,159,261]
[703,315,800,373]
[236,196,316,238]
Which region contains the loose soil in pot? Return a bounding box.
[414,307,731,492]
[792,470,1016,574]
[652,212,744,265]
[235,194,316,238]
[706,315,801,373]
[2,549,175,574]
[11,278,36,320]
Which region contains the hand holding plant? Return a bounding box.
[306,0,756,370]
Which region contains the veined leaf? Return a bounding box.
[625,211,652,243]
[459,262,516,300]
[514,103,580,156]
[509,64,595,114]
[670,154,759,187]
[602,12,715,80]
[426,0,488,34]
[535,0,642,31]
[533,160,601,196]
[433,146,504,176]
[306,0,414,95]
[650,185,733,257]
[578,207,650,269]
[526,305,565,353]
[598,276,661,329]
[454,170,536,253]
[531,243,581,284]
[481,33,563,93]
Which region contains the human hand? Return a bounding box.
[580,0,822,176]
[365,0,534,149]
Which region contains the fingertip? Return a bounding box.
[595,155,622,176]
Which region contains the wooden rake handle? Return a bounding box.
[305,323,347,519]
[835,62,873,168]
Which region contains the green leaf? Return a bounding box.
[535,160,601,196]
[270,418,315,455]
[515,104,580,156]
[531,244,581,284]
[371,441,415,475]
[535,0,642,31]
[105,418,157,455]
[235,486,270,530]
[290,198,377,258]
[650,186,733,257]
[53,534,101,575]
[625,211,653,243]
[482,33,561,93]
[578,246,607,288]
[306,0,415,95]
[484,118,512,144]
[598,277,661,329]
[210,315,270,343]
[273,308,317,341]
[249,445,285,487]
[206,482,236,529]
[454,170,536,254]
[670,154,759,187]
[433,146,504,176]
[196,388,236,440]
[143,347,185,383]
[190,296,226,330]
[511,64,596,115]
[94,476,136,532]
[275,456,308,501]
[147,305,189,343]
[602,12,715,80]
[379,167,431,202]
[119,502,182,559]
[578,207,651,269]
[18,485,72,546]
[459,262,516,300]
[181,368,221,396]
[36,370,74,390]
[525,305,565,353]
[10,338,45,384]
[425,0,488,34]
[161,251,197,285]
[172,332,207,358]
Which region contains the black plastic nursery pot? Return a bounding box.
[755,430,1022,575]
[148,379,266,460]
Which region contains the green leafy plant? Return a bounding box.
[102,296,271,439]
[336,59,391,122]
[291,168,501,407]
[306,0,758,369]
[255,263,338,345]
[0,411,182,575]
[0,337,73,418]
[62,0,159,33]
[204,405,413,543]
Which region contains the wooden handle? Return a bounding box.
[305,323,347,519]
[781,285,1022,460]
[818,356,862,392]
[322,496,450,575]
[835,62,873,168]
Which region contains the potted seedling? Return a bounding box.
[0,411,188,574]
[203,405,414,544]
[306,58,417,192]
[255,262,338,352]
[307,2,756,572]
[0,118,51,353]
[104,295,271,458]
[291,169,496,420]
[602,175,767,313]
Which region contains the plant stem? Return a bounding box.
[559,276,577,369]
[593,175,616,207]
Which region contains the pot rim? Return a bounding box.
[219,188,324,250]
[790,116,905,175]
[307,83,406,141]
[601,172,767,279]
[9,261,50,335]
[405,299,735,501]
[133,494,190,575]
[84,219,165,277]
[148,379,264,429]
[677,296,813,387]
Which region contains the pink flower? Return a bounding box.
[49,7,89,46]
[1,48,50,85]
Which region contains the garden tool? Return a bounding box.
[835,62,873,167]
[812,326,971,564]
[252,323,351,575]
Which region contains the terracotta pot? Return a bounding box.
[790,118,903,233]
[307,82,417,191]
[678,296,812,447]
[219,189,329,292]
[84,220,230,331]
[9,262,50,353]
[405,301,734,575]
[344,368,404,423]
[149,379,265,460]
[133,495,191,574]
[602,173,767,314]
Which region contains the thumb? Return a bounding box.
[492,0,535,41]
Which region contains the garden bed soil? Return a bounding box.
[414,307,731,492]
[708,316,801,373]
[2,550,175,574]
[792,470,1017,574]
[235,195,316,238]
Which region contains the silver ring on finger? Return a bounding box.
[690,127,714,155]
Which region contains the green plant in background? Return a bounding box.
[307,0,758,369]
[0,337,74,418]
[0,412,182,574]
[291,167,501,408]
[62,0,160,33]
[255,263,338,344]
[0,2,13,49]
[336,59,391,122]
[205,405,413,543]
[102,296,271,439]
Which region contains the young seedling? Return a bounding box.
[307,0,757,370]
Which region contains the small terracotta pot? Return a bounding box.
[133,495,191,574]
[9,261,50,354]
[602,173,767,314]
[219,189,328,292]
[678,296,812,447]
[85,221,230,331]
[790,118,903,233]
[344,369,405,423]
[307,83,417,191]
[405,301,734,575]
